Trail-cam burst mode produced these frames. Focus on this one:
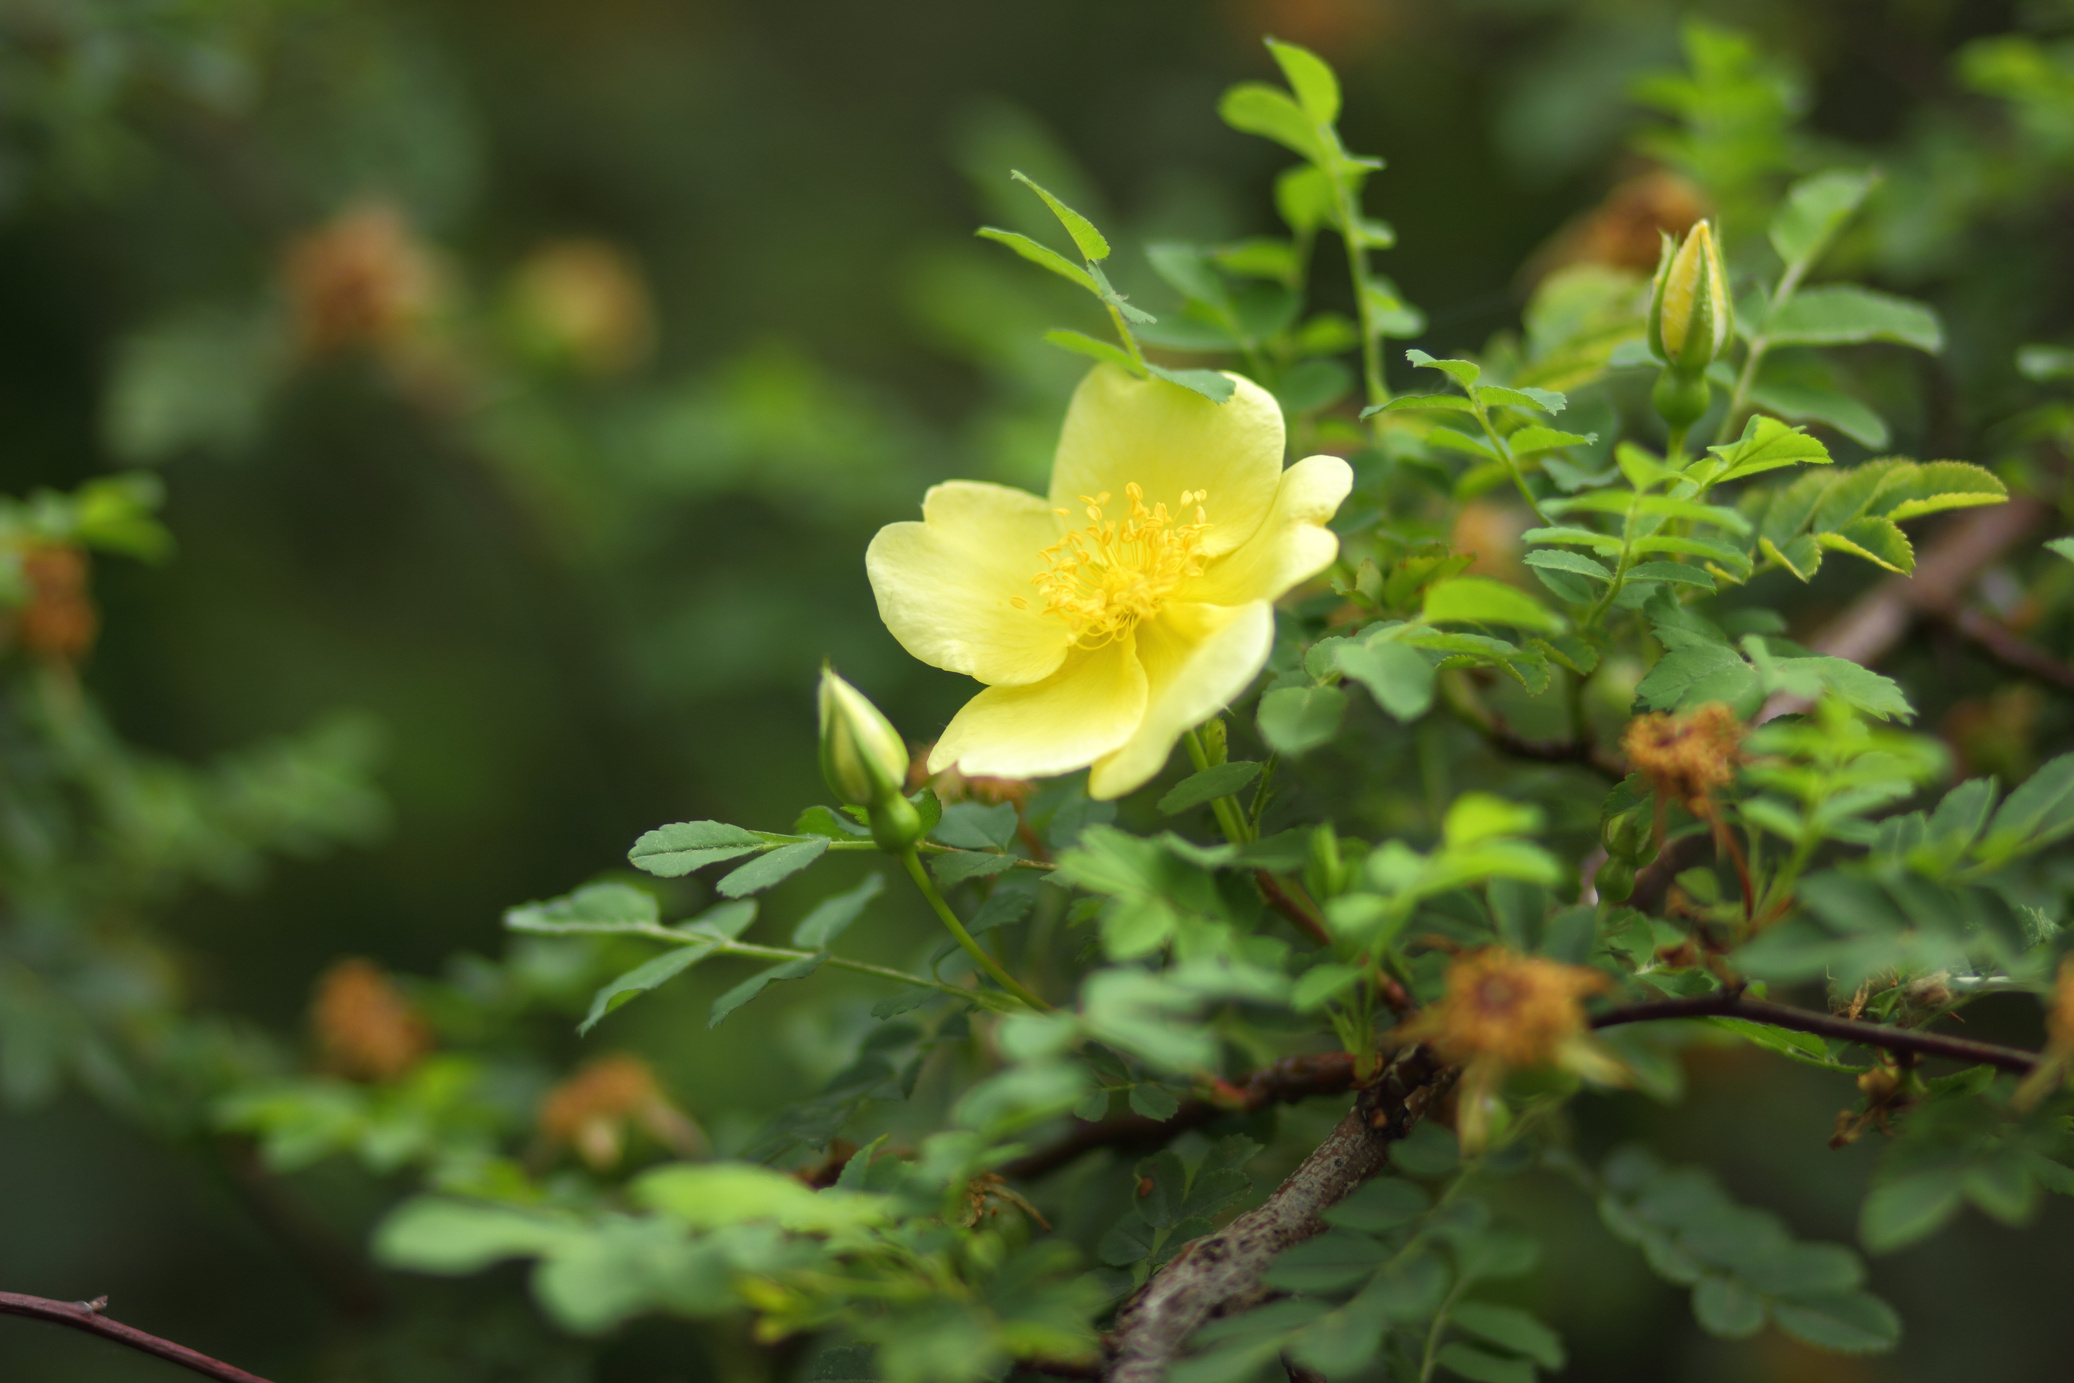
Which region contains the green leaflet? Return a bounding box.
[1766,285,1943,354]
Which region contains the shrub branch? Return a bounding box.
[0,1292,276,1383]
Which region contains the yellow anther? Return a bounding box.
[1030,484,1211,647]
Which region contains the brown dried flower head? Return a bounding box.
[11,543,98,665]
[1624,702,1743,811]
[538,1054,703,1170]
[1400,948,1609,1069]
[311,958,433,1083]
[907,741,1031,807]
[1528,168,1709,280]
[284,202,440,357]
[510,239,655,375]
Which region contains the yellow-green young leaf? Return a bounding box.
[1476,384,1565,414]
[1762,533,1824,581]
[1148,365,1238,403]
[1010,170,1109,261]
[1508,424,1593,453]
[1422,576,1566,634]
[1266,38,1341,125]
[1258,684,1347,755]
[975,227,1099,293]
[1219,82,1332,167]
[1044,329,1138,373]
[1290,962,1362,1011]
[1523,549,1614,582]
[1443,793,1543,847]
[1768,168,1879,271]
[1425,427,1499,462]
[1523,525,1623,555]
[1364,283,1425,336]
[634,1162,887,1232]
[1625,561,1716,589]
[1706,415,1833,485]
[1630,536,1753,578]
[1818,518,1914,573]
[1758,468,1836,545]
[372,1199,579,1274]
[1405,347,1480,388]
[2050,536,2074,564]
[1871,460,2008,522]
[1276,164,1338,235]
[1811,460,1905,532]
[1364,392,1475,417]
[1767,285,1943,353]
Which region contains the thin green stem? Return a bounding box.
[899,848,1052,1011]
[1183,727,1251,846]
[1334,182,1388,419]
[1105,301,1150,375]
[1471,401,1550,526]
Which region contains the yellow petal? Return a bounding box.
[1185,453,1351,607]
[1049,365,1284,556]
[866,481,1070,687]
[1087,601,1274,800]
[929,636,1147,780]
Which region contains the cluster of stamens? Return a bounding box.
[1014,483,1210,646]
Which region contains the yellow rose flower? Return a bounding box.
[867,365,1352,800]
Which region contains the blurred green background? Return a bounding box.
[4,0,2073,1379]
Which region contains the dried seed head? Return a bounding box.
[283,202,440,356]
[1398,948,1610,1069]
[538,1054,702,1170]
[12,543,97,665]
[311,959,432,1083]
[1624,702,1744,811]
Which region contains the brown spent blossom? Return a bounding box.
[510,239,655,375]
[1624,702,1743,812]
[1449,501,1530,584]
[538,1054,704,1170]
[10,544,98,665]
[283,201,441,357]
[311,958,434,1083]
[907,741,1031,807]
[1526,167,1709,281]
[1396,948,1622,1151]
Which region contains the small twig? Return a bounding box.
[1591,993,2039,1074]
[1001,1052,1360,1182]
[1255,870,1331,945]
[0,1292,275,1383]
[1104,1048,1458,1383]
[1438,671,1625,780]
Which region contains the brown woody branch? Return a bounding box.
[1254,870,1331,946]
[0,1292,276,1383]
[1103,1048,1456,1383]
[1591,992,2039,1074]
[1438,670,1626,781]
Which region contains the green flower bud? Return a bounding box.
[817,666,909,809]
[869,790,925,854]
[1602,808,1658,867]
[1593,855,1636,906]
[1648,221,1731,372]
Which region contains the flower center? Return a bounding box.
[1015,483,1210,647]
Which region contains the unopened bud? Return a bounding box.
[1648,221,1731,372]
[1592,855,1635,906]
[818,666,909,808]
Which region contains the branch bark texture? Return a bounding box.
[1102,1047,1456,1383]
[0,1292,276,1383]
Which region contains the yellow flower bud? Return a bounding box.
[818,667,910,808]
[1648,220,1731,371]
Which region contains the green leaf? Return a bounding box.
[717,838,830,897]
[1044,329,1137,373]
[1391,1122,1461,1178]
[2051,536,2074,564]
[1290,962,1362,1011]
[1257,685,1347,756]
[936,801,1020,851]
[1771,656,1912,720]
[1523,550,1614,582]
[1981,751,2074,858]
[1769,169,1879,270]
[1426,427,1500,462]
[1263,1230,1390,1293]
[1476,385,1564,413]
[931,851,1020,885]
[1147,365,1237,403]
[1507,425,1593,453]
[1266,38,1341,125]
[628,821,766,877]
[1692,1275,1767,1338]
[1871,460,2008,522]
[1748,378,1890,449]
[1634,643,1762,715]
[1434,1343,1534,1383]
[1365,392,1475,416]
[1769,1291,1901,1354]
[1625,561,1715,589]
[1158,761,1264,815]
[1010,170,1109,261]
[975,227,1099,293]
[791,873,885,949]
[1406,348,1481,388]
[1219,82,1332,167]
[1097,1215,1157,1267]
[581,945,717,1034]
[1333,639,1437,721]
[1422,576,1565,634]
[710,955,824,1028]
[1705,415,1833,484]
[1817,517,1914,573]
[1128,1083,1181,1120]
[1766,285,1942,354]
[373,1198,577,1274]
[1325,1177,1428,1232]
[1450,1303,1565,1370]
[507,882,659,935]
